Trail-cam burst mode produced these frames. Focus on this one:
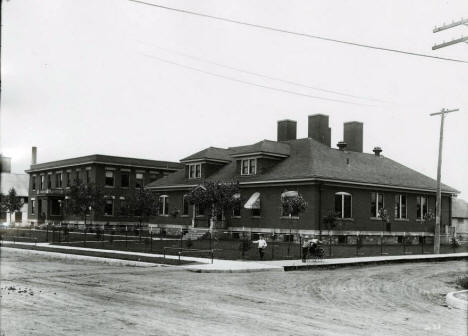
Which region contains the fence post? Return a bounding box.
[380,233,383,256]
[329,234,332,257]
[356,234,359,256]
[46,226,49,242]
[211,250,214,264]
[403,232,406,255]
[421,234,424,254]
[84,228,87,247]
[125,229,128,249]
[299,236,302,260]
[150,231,153,252]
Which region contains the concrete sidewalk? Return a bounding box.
[2,241,466,273]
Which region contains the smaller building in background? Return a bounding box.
[1,155,29,226]
[452,198,468,240]
[25,148,182,227]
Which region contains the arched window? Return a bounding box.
[335,192,352,219]
[159,195,169,216]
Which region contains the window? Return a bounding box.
[195,203,205,217]
[85,170,91,184]
[232,203,241,217]
[40,175,45,189]
[104,199,114,216]
[394,194,407,219]
[182,195,189,216]
[135,173,144,188]
[105,171,114,187]
[32,176,36,190]
[31,200,36,215]
[51,199,62,216]
[370,192,384,217]
[416,195,428,220]
[335,192,352,219]
[119,199,128,216]
[66,172,71,187]
[120,171,129,188]
[159,195,169,216]
[188,164,201,179]
[241,158,257,176]
[56,173,62,188]
[251,208,261,217]
[47,175,52,189]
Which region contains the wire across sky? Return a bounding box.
[128,0,468,64]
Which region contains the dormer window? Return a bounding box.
[241,158,256,176]
[188,163,201,179]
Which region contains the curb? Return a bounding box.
[1,246,163,267]
[283,254,468,271]
[446,290,468,310]
[184,267,284,273]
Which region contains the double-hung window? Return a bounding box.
[105,170,114,187]
[241,158,256,176]
[416,195,428,220]
[335,192,352,219]
[394,194,407,219]
[182,195,190,216]
[188,164,201,179]
[56,173,62,188]
[32,176,36,190]
[121,171,129,188]
[40,175,44,189]
[370,192,384,218]
[159,195,169,216]
[104,199,114,216]
[135,173,144,188]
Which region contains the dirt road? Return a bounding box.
[0,248,466,336]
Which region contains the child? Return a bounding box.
[252,235,267,260]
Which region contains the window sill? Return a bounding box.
[251,216,262,219]
[181,215,190,217]
[280,216,299,220]
[231,216,241,219]
[336,218,354,221]
[104,186,115,188]
[394,218,409,222]
[159,214,169,217]
[370,217,383,221]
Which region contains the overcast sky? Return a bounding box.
[1,0,467,198]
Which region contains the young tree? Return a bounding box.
[127,188,159,232]
[281,193,308,255]
[64,180,104,229]
[3,188,23,225]
[185,181,240,230]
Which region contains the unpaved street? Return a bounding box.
[0,248,466,336]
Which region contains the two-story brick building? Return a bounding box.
[146,115,457,240]
[26,148,182,227]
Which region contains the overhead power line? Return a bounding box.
[138,42,387,103]
[141,53,373,106]
[128,0,468,64]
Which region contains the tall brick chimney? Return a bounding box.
[31,146,37,165]
[343,121,363,152]
[308,114,331,146]
[277,119,297,142]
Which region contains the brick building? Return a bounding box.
[1,156,29,226]
[146,115,457,239]
[26,148,182,227]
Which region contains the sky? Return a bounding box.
[1,0,468,198]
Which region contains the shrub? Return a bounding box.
[450,237,460,249]
[456,276,468,289]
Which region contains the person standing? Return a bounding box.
[302,237,311,262]
[253,235,267,260]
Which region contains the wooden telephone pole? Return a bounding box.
[430,108,459,254]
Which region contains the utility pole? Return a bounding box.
[430,108,459,254]
[433,18,468,50]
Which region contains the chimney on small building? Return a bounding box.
[343,121,363,153]
[31,146,37,165]
[308,114,331,146]
[277,119,297,142]
[373,146,382,156]
[0,156,12,173]
[337,141,347,151]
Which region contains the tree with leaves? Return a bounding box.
[185,181,240,230]
[1,188,23,225]
[127,187,159,233]
[64,180,104,229]
[280,192,308,255]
